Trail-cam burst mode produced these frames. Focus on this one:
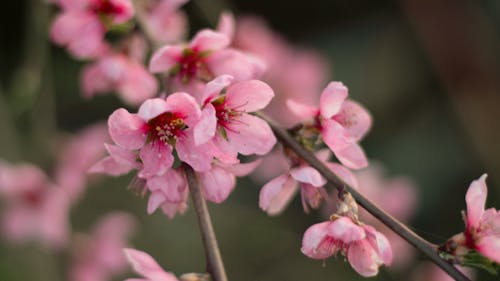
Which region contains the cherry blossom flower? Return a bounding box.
[149,29,265,101]
[0,161,71,249]
[301,216,393,277]
[107,93,214,174]
[138,0,189,44]
[69,212,136,281]
[124,248,179,281]
[146,168,189,219]
[259,150,355,215]
[81,36,158,105]
[50,0,134,59]
[287,82,372,169]
[193,75,276,160]
[54,123,109,202]
[446,174,500,264]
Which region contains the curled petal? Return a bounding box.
[301,222,336,259]
[108,109,146,150]
[259,174,297,215]
[225,80,274,112]
[290,166,326,187]
[319,82,348,119]
[465,174,488,229]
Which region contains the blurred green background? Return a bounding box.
[1,0,499,280]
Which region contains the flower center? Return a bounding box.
[148,112,187,145]
[211,97,242,129]
[90,0,125,17]
[173,49,212,83]
[22,189,43,207]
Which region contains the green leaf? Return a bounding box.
[462,250,500,275]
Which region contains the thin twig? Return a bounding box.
[184,163,228,281]
[257,112,471,281]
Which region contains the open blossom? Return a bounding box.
[107,92,214,174]
[69,212,136,281]
[50,0,134,58]
[0,161,70,249]
[446,174,500,263]
[138,0,189,44]
[124,248,179,281]
[193,75,276,160]
[287,82,372,169]
[149,29,265,101]
[81,42,158,105]
[259,149,356,215]
[301,216,393,277]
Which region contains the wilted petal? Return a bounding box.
[225,80,274,112]
[319,82,348,119]
[465,174,488,229]
[259,174,297,215]
[301,222,336,259]
[108,109,147,150]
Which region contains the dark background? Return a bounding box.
[0,0,499,280]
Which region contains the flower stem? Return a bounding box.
[184,163,228,281]
[258,112,471,281]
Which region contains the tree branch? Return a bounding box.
[184,163,228,281]
[257,112,471,281]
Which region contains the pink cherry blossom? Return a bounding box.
[229,15,330,127]
[107,93,214,174]
[149,29,265,101]
[146,168,189,219]
[51,0,134,59]
[0,161,71,249]
[301,216,392,277]
[54,123,109,202]
[81,50,158,106]
[259,150,354,215]
[124,248,180,281]
[138,0,189,44]
[69,212,136,281]
[193,75,276,159]
[287,82,372,169]
[447,174,500,263]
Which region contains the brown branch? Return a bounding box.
[257,112,471,281]
[183,163,228,281]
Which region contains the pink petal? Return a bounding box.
[314,149,332,162]
[109,0,135,24]
[88,156,136,176]
[193,105,217,145]
[301,221,336,259]
[321,118,351,151]
[476,235,500,263]
[465,174,488,229]
[286,99,318,120]
[105,143,139,168]
[189,29,229,51]
[123,248,167,279]
[334,143,369,170]
[326,162,358,188]
[149,45,183,73]
[146,169,186,203]
[347,240,381,277]
[161,200,188,220]
[226,113,276,156]
[138,143,174,178]
[319,82,348,119]
[166,92,201,127]
[176,132,214,172]
[216,11,235,41]
[327,217,365,243]
[108,108,147,150]
[223,159,262,177]
[147,191,166,214]
[290,166,326,187]
[201,75,233,104]
[199,166,235,203]
[119,63,158,105]
[259,174,297,215]
[225,80,274,112]
[137,98,170,121]
[206,49,265,81]
[80,62,112,99]
[363,226,393,265]
[333,100,372,141]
